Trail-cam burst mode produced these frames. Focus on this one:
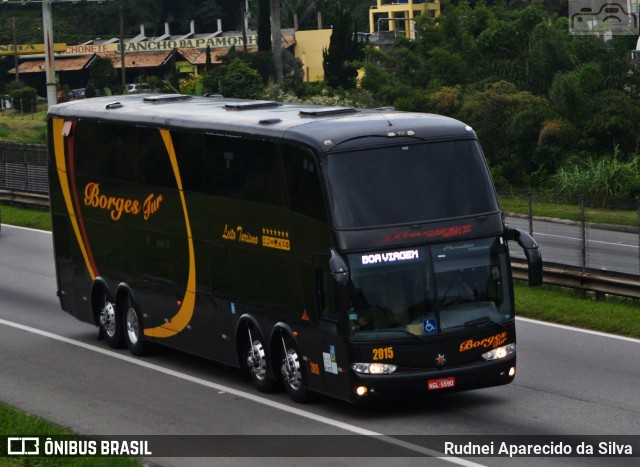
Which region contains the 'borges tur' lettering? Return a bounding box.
[83,182,162,221]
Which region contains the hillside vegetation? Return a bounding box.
[2,1,640,206]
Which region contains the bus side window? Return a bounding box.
[172,131,205,193]
[281,144,327,222]
[202,135,282,206]
[312,252,338,327]
[316,268,337,321]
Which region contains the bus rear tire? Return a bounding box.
[245,329,276,393]
[98,292,125,349]
[281,336,310,403]
[124,297,146,356]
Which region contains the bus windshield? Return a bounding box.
[348,237,512,339]
[324,140,499,229]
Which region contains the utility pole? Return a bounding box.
[120,6,126,86]
[270,0,282,83]
[11,17,20,82]
[42,0,57,106]
[241,0,248,54]
[3,0,112,107]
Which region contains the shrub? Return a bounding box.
[553,146,640,204]
[9,86,38,112]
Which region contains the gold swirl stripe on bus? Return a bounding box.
[143,129,197,338]
[52,117,98,281]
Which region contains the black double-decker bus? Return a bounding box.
[47,94,542,403]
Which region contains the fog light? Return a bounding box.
[509,366,516,377]
[482,343,516,361]
[356,386,368,397]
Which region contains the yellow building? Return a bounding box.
[294,29,333,82]
[369,0,441,39]
[293,2,441,82]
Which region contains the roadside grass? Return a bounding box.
[0,403,139,466]
[0,204,51,231]
[499,195,638,228]
[0,110,47,145]
[514,282,640,339]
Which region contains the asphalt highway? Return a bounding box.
[1,225,639,466]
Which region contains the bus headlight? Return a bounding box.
[352,362,398,375]
[482,343,515,361]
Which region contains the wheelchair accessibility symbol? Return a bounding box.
[423,319,437,334]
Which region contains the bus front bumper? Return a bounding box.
[349,356,516,401]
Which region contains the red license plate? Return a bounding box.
[427,376,456,391]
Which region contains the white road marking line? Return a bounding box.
[516,317,640,344]
[0,317,483,466]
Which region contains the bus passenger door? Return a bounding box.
[51,214,79,318]
[312,253,353,401]
[208,244,238,367]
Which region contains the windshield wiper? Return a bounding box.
[464,316,506,330]
[358,327,426,341]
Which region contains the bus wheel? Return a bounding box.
[98,293,124,349]
[124,297,146,356]
[246,328,275,393]
[280,336,310,403]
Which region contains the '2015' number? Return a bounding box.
[372,347,394,361]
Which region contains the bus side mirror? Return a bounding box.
[507,228,543,287]
[329,249,349,287]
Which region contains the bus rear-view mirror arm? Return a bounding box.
[507,228,543,287]
[329,249,350,287]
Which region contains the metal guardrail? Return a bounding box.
[0,189,49,207]
[511,260,640,299]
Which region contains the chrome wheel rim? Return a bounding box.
[126,306,139,345]
[101,301,117,338]
[248,340,268,381]
[282,348,302,390]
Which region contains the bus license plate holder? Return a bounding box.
[427,376,455,391]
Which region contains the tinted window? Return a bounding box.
[324,140,498,229]
[282,144,326,222]
[174,131,282,206]
[74,121,175,188]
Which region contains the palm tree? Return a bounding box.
[271,0,283,83]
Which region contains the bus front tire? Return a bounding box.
[281,336,310,403]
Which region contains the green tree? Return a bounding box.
[88,55,117,92]
[458,81,553,187]
[322,2,362,89]
[217,58,264,99]
[257,0,271,52]
[205,46,212,72]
